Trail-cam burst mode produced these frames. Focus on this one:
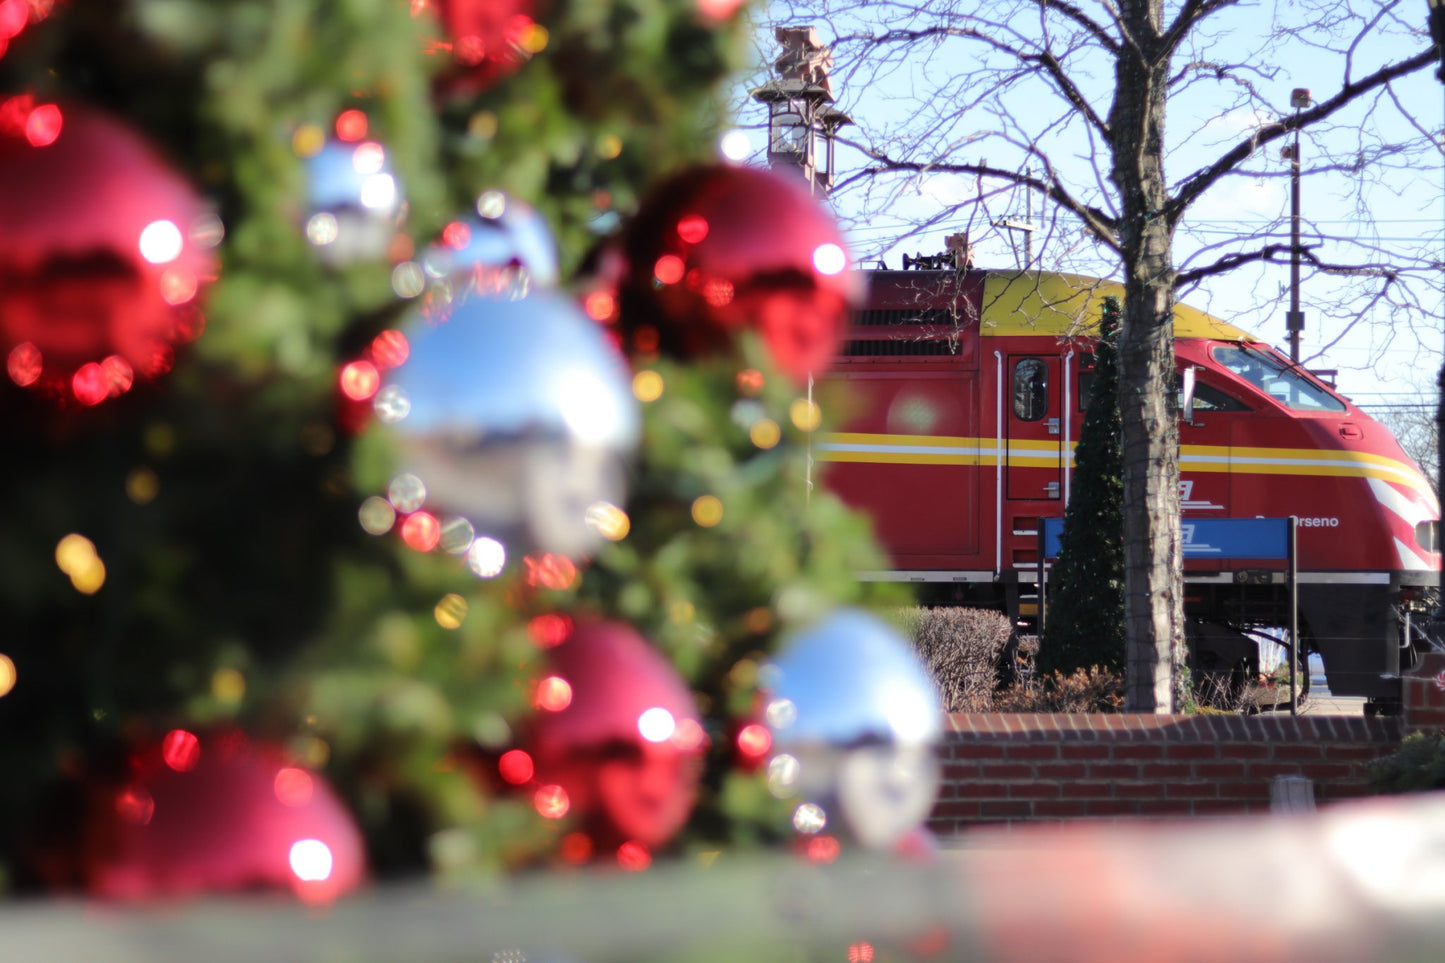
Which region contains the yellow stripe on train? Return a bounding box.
[818,433,1433,500]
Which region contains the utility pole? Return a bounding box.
[992,169,1037,268]
[1426,0,1445,602]
[1284,88,1310,364]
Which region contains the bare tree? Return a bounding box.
[749,1,1441,710]
[1373,403,1441,493]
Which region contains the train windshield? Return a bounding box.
[1210,344,1346,412]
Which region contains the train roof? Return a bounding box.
[865,269,1259,342]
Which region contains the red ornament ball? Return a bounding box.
[0,102,218,405]
[618,164,863,381]
[525,619,706,852]
[69,729,364,904]
[413,0,541,97]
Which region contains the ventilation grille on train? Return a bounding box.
[841,339,959,357]
[856,308,963,327]
[845,307,970,356]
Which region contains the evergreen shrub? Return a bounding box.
[1368,730,1445,793]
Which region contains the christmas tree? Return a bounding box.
[0,0,914,897]
[1039,295,1126,678]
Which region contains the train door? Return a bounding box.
[1006,355,1063,500]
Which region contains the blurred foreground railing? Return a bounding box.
[3,790,1444,962]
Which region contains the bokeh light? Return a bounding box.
[358,495,397,535]
[373,384,411,422]
[765,696,797,730]
[524,553,577,590]
[24,102,62,147]
[391,261,426,298]
[126,468,160,506]
[534,675,573,712]
[211,667,246,706]
[55,533,97,574]
[736,368,764,396]
[595,133,622,160]
[160,267,199,305]
[55,533,106,594]
[793,801,827,834]
[387,473,427,512]
[583,289,616,322]
[334,109,368,142]
[340,360,380,401]
[72,363,110,405]
[789,397,822,432]
[274,767,315,807]
[401,511,441,552]
[632,370,664,402]
[498,749,534,785]
[616,841,651,872]
[0,653,15,698]
[467,537,506,578]
[114,785,155,826]
[637,707,676,743]
[138,219,183,264]
[750,419,781,449]
[767,753,800,797]
[586,502,630,541]
[371,330,409,368]
[306,211,340,246]
[441,219,471,249]
[652,254,684,285]
[351,141,387,175]
[527,613,573,649]
[8,342,41,387]
[675,214,709,244]
[560,832,593,865]
[162,728,201,772]
[434,593,468,629]
[812,242,847,275]
[533,784,569,819]
[805,835,842,863]
[288,838,334,882]
[847,942,876,962]
[292,123,326,157]
[690,495,723,528]
[718,129,752,161]
[438,516,475,554]
[736,723,771,761]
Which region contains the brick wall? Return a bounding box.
[927,652,1445,835]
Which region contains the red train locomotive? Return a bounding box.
[816,265,1440,711]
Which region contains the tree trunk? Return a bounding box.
[1109,0,1186,712]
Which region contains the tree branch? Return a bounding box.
[1160,0,1239,56]
[1175,243,1299,287]
[847,21,1110,137]
[1024,0,1120,55]
[1166,48,1439,225]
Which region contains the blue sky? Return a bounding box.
[727,1,1444,411]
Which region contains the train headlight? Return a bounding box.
[1415,521,1439,555]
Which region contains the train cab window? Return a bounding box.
[1191,382,1250,412]
[1211,344,1346,412]
[1013,358,1048,421]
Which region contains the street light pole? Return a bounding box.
[1285,88,1310,365]
[1427,0,1445,596]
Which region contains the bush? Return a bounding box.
[903,607,1015,712]
[1367,730,1445,794]
[993,666,1125,713]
